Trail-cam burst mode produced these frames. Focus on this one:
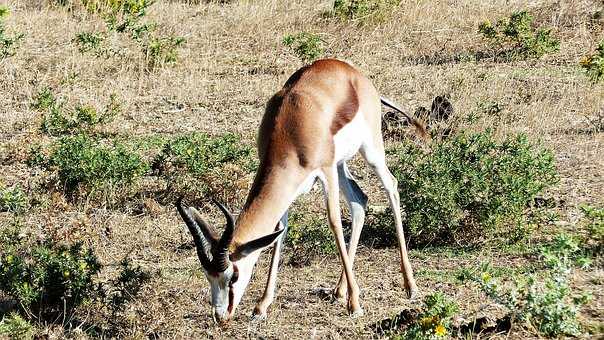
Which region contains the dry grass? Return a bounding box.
[1,0,603,338]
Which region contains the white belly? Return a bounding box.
[333,112,367,163]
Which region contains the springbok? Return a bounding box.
[176,58,426,322]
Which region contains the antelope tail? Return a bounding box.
[380,96,428,139]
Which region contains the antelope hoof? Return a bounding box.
[251,308,267,322]
[332,294,347,305]
[405,286,419,299]
[332,286,347,304]
[349,307,364,318]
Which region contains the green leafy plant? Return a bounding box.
[0,227,150,325]
[103,0,155,32]
[395,292,458,339]
[477,269,586,337]
[0,185,28,214]
[389,130,558,246]
[283,32,324,62]
[46,134,149,192]
[478,11,559,59]
[580,205,603,252]
[0,235,102,319]
[32,87,56,111]
[74,0,185,70]
[580,40,604,83]
[0,313,34,340]
[35,88,121,136]
[102,258,151,315]
[154,132,253,176]
[152,132,254,201]
[0,5,25,59]
[143,35,186,68]
[330,0,399,23]
[540,233,592,271]
[286,211,335,265]
[74,31,106,54]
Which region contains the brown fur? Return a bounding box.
[232,59,381,249]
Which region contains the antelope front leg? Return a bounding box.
[252,213,288,320]
[322,167,363,317]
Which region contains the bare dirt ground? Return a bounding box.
[1,0,603,338]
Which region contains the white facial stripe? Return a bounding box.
[203,254,260,321]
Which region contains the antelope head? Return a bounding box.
[176,198,284,323]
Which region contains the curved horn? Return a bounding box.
[176,197,213,269]
[211,199,235,271]
[189,206,219,250]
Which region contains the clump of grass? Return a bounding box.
[0,313,34,340]
[0,5,25,59]
[45,134,149,192]
[33,88,121,136]
[580,205,603,254]
[143,35,186,69]
[329,0,400,23]
[286,211,335,265]
[152,132,254,201]
[102,258,151,318]
[0,184,28,214]
[74,31,106,55]
[0,233,102,320]
[361,207,397,248]
[580,40,604,83]
[282,32,324,62]
[478,10,559,59]
[394,292,458,339]
[389,129,558,247]
[0,226,150,325]
[477,262,587,337]
[74,0,186,69]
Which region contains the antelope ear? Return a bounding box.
[230,227,285,261]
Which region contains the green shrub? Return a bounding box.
[580,205,603,251]
[477,269,586,337]
[75,0,185,70]
[104,0,155,32]
[0,313,34,340]
[154,132,253,176]
[0,236,101,319]
[143,35,186,69]
[286,211,335,264]
[330,0,399,23]
[36,89,121,136]
[580,40,604,83]
[0,227,150,325]
[152,132,254,201]
[32,87,56,111]
[47,134,149,191]
[361,207,397,248]
[74,31,105,54]
[102,258,151,315]
[0,5,25,59]
[389,130,558,246]
[0,185,28,214]
[478,11,559,59]
[283,32,324,62]
[395,292,458,339]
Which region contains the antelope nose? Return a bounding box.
[213,308,230,324]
